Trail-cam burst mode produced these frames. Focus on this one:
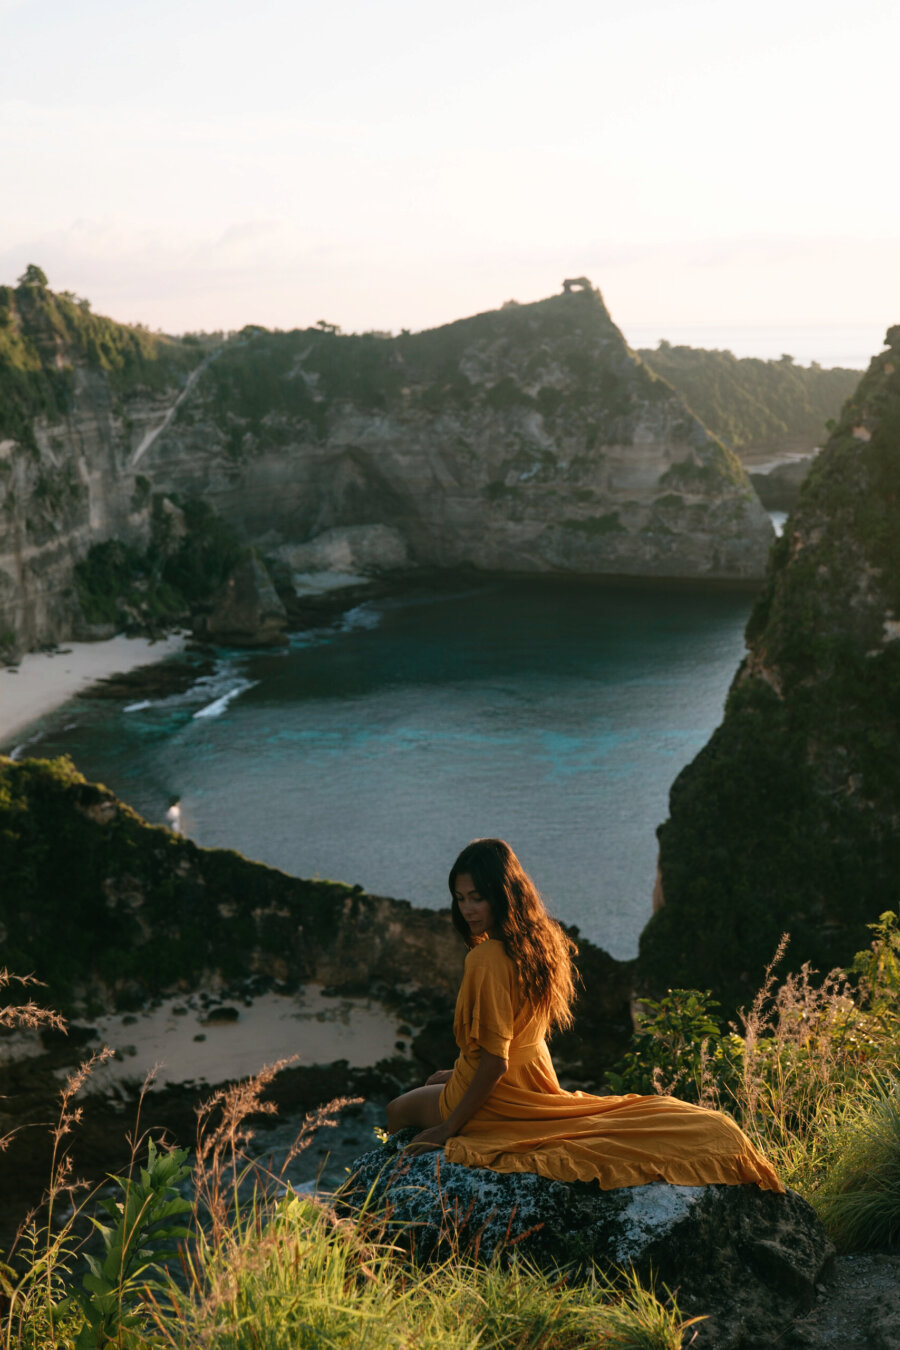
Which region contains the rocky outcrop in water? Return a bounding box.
[0,276,774,656]
[345,1135,832,1350]
[639,327,900,1013]
[200,551,288,645]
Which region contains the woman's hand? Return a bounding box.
[405,1122,452,1155]
[425,1069,453,1086]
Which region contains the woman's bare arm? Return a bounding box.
[406,1050,507,1154]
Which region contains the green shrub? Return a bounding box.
[605,989,743,1103]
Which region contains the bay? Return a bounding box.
[16,578,753,959]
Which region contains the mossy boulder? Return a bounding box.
[344,1134,831,1350]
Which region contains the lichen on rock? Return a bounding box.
[343,1133,832,1350]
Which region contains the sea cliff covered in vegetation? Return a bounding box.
[638,342,859,458]
[640,326,900,1013]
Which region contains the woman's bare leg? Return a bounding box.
[385,1083,444,1134]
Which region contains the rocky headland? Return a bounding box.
[1,272,779,661]
[640,325,900,1014]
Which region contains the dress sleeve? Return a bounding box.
[458,945,515,1060]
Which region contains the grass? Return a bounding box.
[0,983,697,1350]
[614,913,900,1247]
[161,1200,695,1350]
[814,1079,900,1249]
[3,913,900,1346]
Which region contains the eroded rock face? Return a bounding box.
[143,287,773,584]
[1,282,775,653]
[345,1138,832,1350]
[275,523,409,577]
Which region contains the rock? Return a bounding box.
[750,454,817,511]
[641,327,900,1013]
[344,1138,833,1350]
[79,655,215,701]
[276,524,409,576]
[72,620,118,642]
[201,1005,240,1025]
[203,552,288,646]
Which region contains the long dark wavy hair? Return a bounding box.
[448,838,578,1032]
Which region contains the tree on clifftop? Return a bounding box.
[18,264,48,288]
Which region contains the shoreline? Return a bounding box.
[0,633,187,749]
[0,561,767,754]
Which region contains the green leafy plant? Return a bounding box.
[64,1139,192,1349]
[605,988,742,1104]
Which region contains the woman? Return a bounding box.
[386,838,783,1191]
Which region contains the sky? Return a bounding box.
[2,0,898,365]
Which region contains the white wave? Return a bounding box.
[192,680,258,720]
[8,730,43,760]
[341,603,381,631]
[124,700,153,713]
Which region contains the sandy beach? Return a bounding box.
[0,987,409,1094]
[82,987,408,1093]
[0,633,186,749]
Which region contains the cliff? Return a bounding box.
[144,286,773,582]
[639,327,900,1014]
[0,276,773,657]
[638,342,859,459]
[0,269,202,658]
[0,754,633,1069]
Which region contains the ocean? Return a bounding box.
[10,576,754,959]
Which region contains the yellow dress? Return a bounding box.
[439,939,784,1192]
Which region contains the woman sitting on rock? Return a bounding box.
[386,837,784,1191]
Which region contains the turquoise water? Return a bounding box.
[10,578,753,958]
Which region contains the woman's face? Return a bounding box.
[454,872,497,939]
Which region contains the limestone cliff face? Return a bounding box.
[639,327,900,1014]
[0,278,201,656]
[0,279,773,658]
[144,287,773,581]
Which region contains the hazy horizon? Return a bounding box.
[3,0,897,363]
